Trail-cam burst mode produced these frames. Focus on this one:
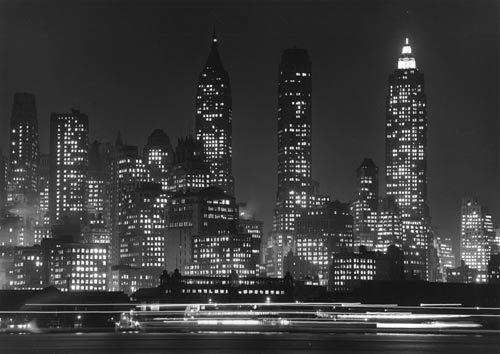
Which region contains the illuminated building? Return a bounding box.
[49,109,89,224]
[167,187,255,277]
[0,215,25,247]
[272,48,314,277]
[144,129,174,191]
[385,39,430,279]
[237,213,264,275]
[195,29,234,195]
[8,245,43,290]
[7,93,40,246]
[7,93,39,204]
[295,201,353,284]
[0,246,15,289]
[190,233,253,277]
[86,140,112,246]
[460,197,495,283]
[494,228,500,252]
[118,182,166,291]
[110,143,150,266]
[0,152,6,211]
[329,245,404,292]
[46,240,108,291]
[33,154,51,245]
[330,247,377,293]
[374,196,403,252]
[351,158,378,249]
[436,235,455,270]
[167,136,210,193]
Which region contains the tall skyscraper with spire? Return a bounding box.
[270,48,313,277]
[195,29,234,196]
[385,38,430,279]
[8,93,40,204]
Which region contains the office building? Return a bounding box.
[118,182,166,291]
[7,93,39,204]
[144,129,174,191]
[167,136,210,193]
[272,48,314,277]
[385,39,430,279]
[195,30,234,195]
[8,245,43,290]
[351,158,379,249]
[460,197,495,283]
[295,200,353,284]
[49,109,89,224]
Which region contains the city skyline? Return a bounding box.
[0,0,498,246]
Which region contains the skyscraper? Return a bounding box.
[385,38,430,279]
[8,93,40,204]
[271,48,313,277]
[110,143,150,266]
[195,29,234,196]
[49,109,89,224]
[144,129,174,191]
[460,197,495,283]
[351,158,379,249]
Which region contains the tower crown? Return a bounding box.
[398,37,417,69]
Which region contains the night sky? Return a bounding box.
[0,0,498,245]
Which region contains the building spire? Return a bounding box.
[205,26,224,70]
[212,25,217,43]
[398,37,416,69]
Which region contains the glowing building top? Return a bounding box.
[397,38,417,69]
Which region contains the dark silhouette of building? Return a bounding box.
[351,158,379,249]
[133,269,295,303]
[446,260,478,283]
[49,109,89,224]
[271,48,314,277]
[195,29,234,196]
[385,39,430,280]
[488,253,500,283]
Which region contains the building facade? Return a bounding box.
[144,129,174,191]
[49,109,89,224]
[195,30,234,195]
[460,197,495,283]
[385,38,430,279]
[295,201,353,284]
[271,48,314,277]
[351,158,379,249]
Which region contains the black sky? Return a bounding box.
[0,0,498,244]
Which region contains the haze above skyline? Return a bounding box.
[0,0,498,242]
